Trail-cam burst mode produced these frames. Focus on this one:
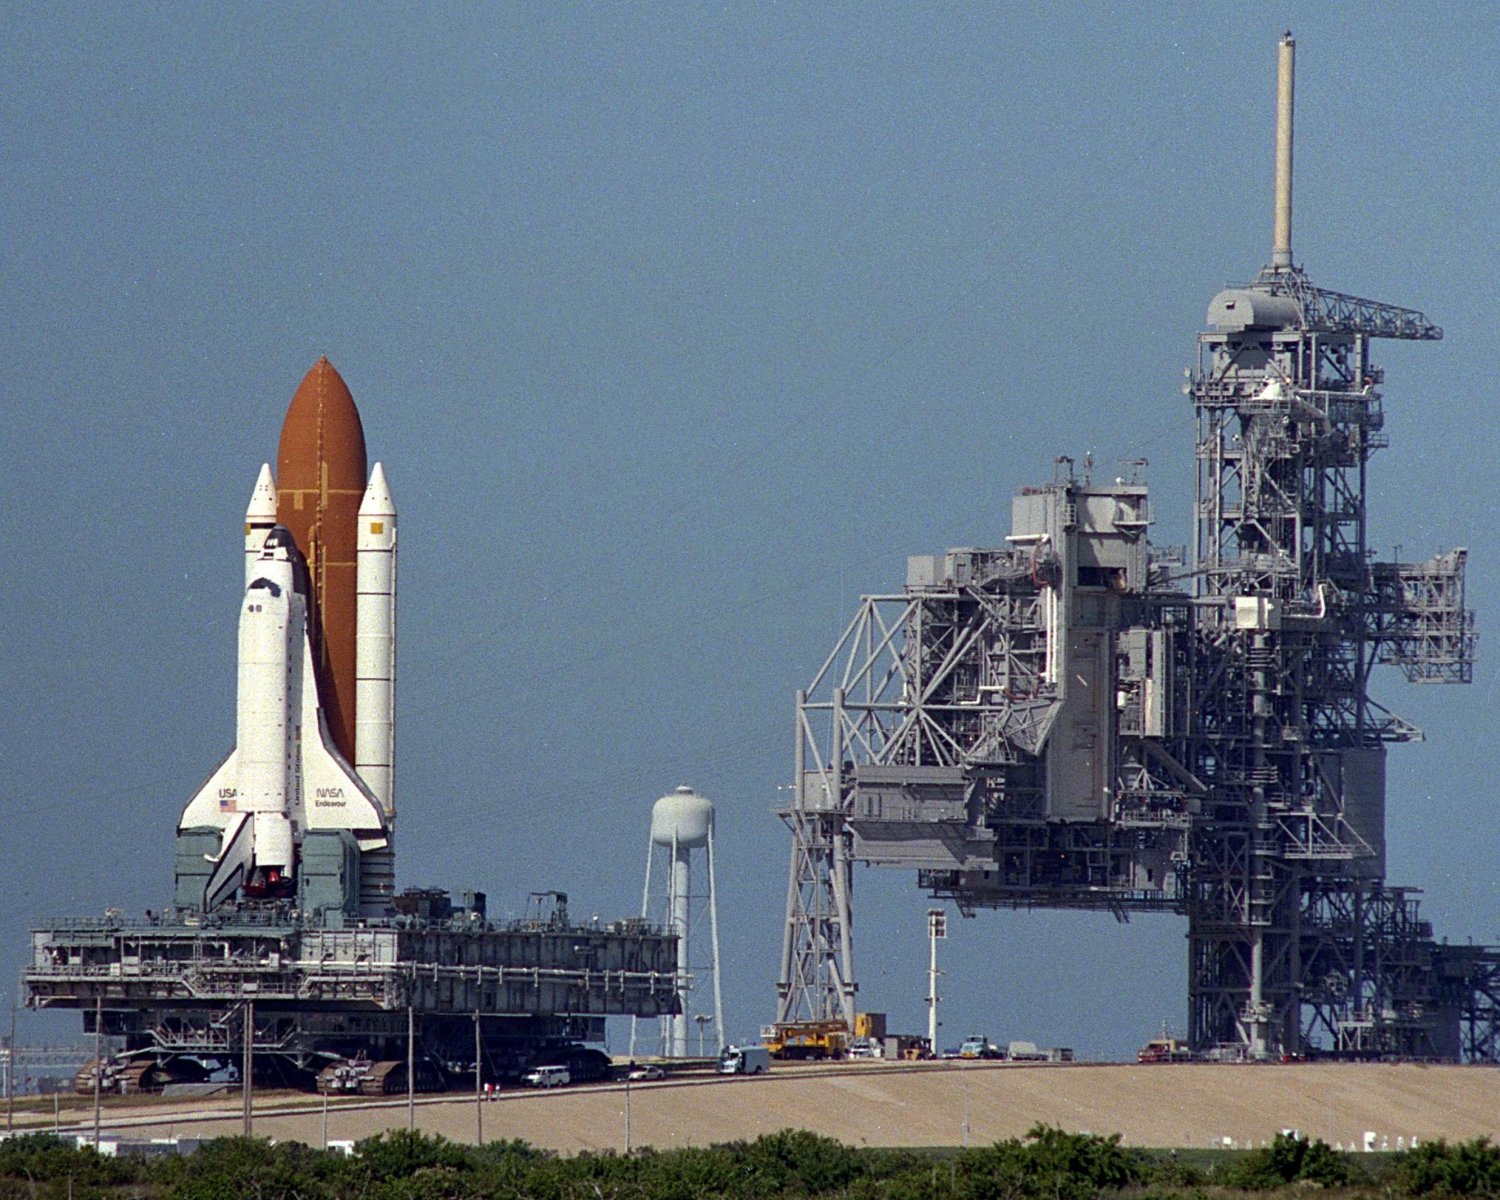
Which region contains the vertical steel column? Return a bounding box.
[406,1003,415,1131]
[706,819,725,1052]
[927,908,945,1053]
[474,1009,483,1146]
[668,828,690,1057]
[830,687,856,1027]
[631,831,654,1057]
[775,690,808,1021]
[92,995,101,1149]
[5,996,14,1132]
[242,999,253,1136]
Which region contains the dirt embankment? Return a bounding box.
[43,1061,1500,1154]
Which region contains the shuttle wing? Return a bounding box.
[298,637,388,851]
[179,750,239,831]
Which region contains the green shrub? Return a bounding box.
[1394,1137,1500,1197]
[0,1133,141,1189]
[1220,1131,1351,1190]
[155,1135,343,1200]
[353,1130,472,1181]
[1138,1149,1205,1189]
[955,1124,1146,1200]
[727,1129,865,1195]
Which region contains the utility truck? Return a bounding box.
[1007,1040,1049,1061]
[958,1035,1003,1059]
[718,1044,770,1075]
[761,1020,847,1060]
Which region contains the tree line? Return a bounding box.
[0,1123,1496,1199]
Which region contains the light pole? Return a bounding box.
[6,992,14,1132]
[474,1008,483,1147]
[242,999,254,1137]
[3,990,13,1132]
[406,1003,415,1133]
[926,909,946,1056]
[92,994,102,1149]
[694,1013,712,1058]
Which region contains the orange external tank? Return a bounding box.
[275,357,367,763]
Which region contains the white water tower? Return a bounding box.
[634,785,724,1057]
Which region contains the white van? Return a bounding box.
[717,1045,770,1075]
[522,1064,570,1088]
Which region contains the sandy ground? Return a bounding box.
[22,1061,1500,1154]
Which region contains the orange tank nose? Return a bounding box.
[276,357,367,763]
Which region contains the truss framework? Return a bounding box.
[775,264,1487,1060]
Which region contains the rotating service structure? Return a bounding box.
[776,34,1499,1062]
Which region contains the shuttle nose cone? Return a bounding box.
[260,525,296,554]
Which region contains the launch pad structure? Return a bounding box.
[776,34,1500,1062]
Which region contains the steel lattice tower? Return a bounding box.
[775,33,1495,1061]
[1181,33,1474,1058]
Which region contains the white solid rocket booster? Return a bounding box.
[355,462,396,818]
[355,462,397,907]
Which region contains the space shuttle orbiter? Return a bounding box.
[177,359,397,915]
[179,525,389,910]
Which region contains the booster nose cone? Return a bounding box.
[358,461,395,519]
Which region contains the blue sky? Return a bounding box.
[3,2,1497,1060]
